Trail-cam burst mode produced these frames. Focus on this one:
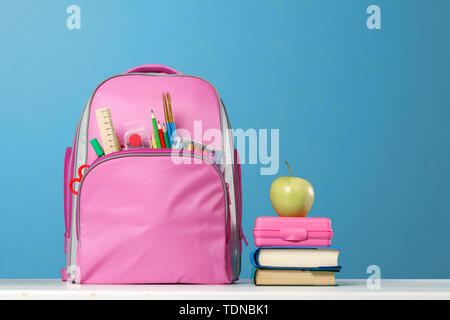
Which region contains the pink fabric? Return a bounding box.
[234,149,246,252]
[77,153,231,284]
[68,134,77,237]
[253,217,333,247]
[87,75,222,164]
[61,268,68,281]
[124,64,181,74]
[63,147,71,254]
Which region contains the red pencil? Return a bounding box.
[157,120,166,148]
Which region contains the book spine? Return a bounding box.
[249,248,261,267]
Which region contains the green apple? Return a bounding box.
[270,161,315,217]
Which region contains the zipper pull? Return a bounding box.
[225,183,231,242]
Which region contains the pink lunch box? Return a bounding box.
[253,217,333,247]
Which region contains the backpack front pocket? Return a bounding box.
[76,151,232,284]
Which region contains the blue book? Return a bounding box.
[250,247,341,271]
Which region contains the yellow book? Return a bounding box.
[253,269,336,286]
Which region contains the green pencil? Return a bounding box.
[151,109,161,148]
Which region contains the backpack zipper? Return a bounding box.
[75,150,229,242]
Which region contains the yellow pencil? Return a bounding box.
[151,132,157,149]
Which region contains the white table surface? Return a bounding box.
[1,279,450,300]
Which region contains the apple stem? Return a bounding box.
[285,161,293,176]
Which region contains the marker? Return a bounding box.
[151,110,161,149]
[90,138,105,157]
[157,120,166,148]
[162,122,171,148]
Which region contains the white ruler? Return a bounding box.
[95,108,120,155]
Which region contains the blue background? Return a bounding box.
[1,0,449,279]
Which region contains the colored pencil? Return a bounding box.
[157,120,166,148]
[115,134,122,151]
[151,110,161,149]
[151,132,157,149]
[162,122,171,148]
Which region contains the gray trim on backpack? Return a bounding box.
[67,73,241,281]
[219,100,241,280]
[68,103,89,274]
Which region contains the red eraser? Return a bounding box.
[129,133,142,147]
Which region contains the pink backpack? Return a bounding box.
[62,64,245,284]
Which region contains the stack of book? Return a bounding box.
[251,217,341,286]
